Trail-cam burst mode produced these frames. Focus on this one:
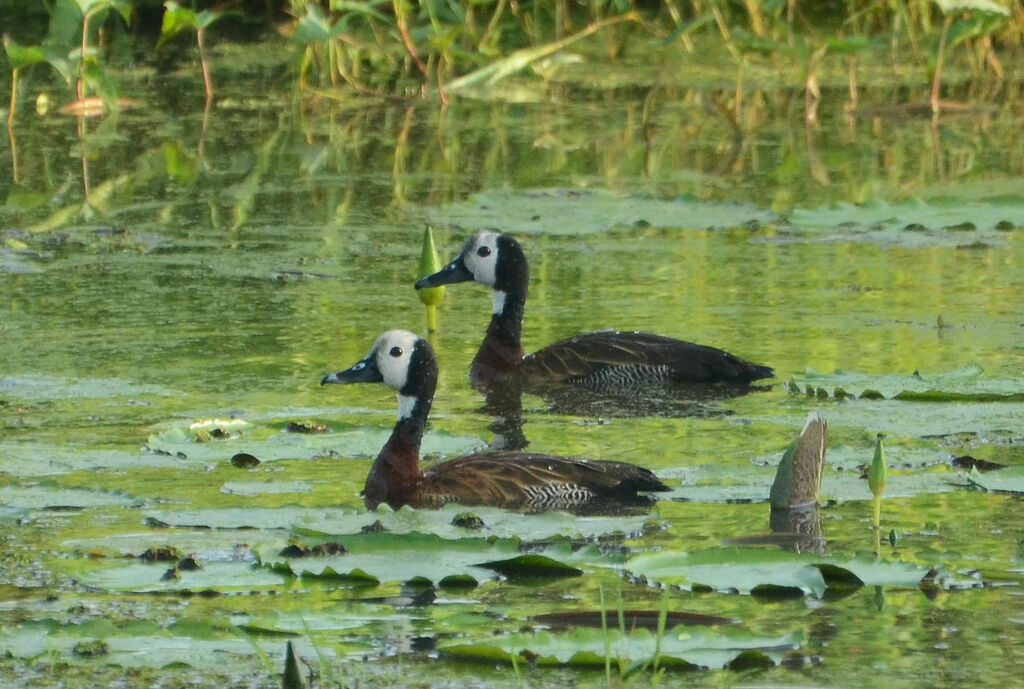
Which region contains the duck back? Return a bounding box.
[414,451,668,510]
[518,331,773,389]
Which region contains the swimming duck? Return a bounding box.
[321,330,669,511]
[414,231,773,388]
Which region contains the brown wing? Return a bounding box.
[519,331,772,385]
[417,451,667,510]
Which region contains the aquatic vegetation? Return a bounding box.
[158,1,229,102]
[2,36,1024,688]
[417,226,445,332]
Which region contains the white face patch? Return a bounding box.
[370,329,421,392]
[461,230,502,288]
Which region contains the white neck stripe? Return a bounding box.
[397,394,418,421]
[492,290,507,315]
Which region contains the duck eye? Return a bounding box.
[388,346,403,358]
[476,246,491,258]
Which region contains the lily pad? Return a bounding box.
[0,441,183,476]
[784,197,1024,247]
[965,465,1024,494]
[0,625,331,669]
[144,506,356,530]
[74,561,288,593]
[439,626,802,670]
[61,530,275,561]
[299,502,660,541]
[0,482,137,509]
[258,533,615,586]
[662,444,955,504]
[423,188,778,236]
[145,419,482,463]
[626,548,934,596]
[787,365,1024,402]
[220,480,314,495]
[0,374,173,401]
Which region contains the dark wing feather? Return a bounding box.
[418,451,667,509]
[520,331,772,385]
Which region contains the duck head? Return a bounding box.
[415,231,528,314]
[322,330,437,421]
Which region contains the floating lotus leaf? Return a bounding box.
[257,533,614,586]
[73,561,287,593]
[439,626,802,670]
[965,465,1024,494]
[298,502,659,541]
[787,365,1024,402]
[144,506,357,530]
[783,197,1022,246]
[0,482,137,509]
[661,444,955,504]
[0,441,182,476]
[626,548,935,596]
[145,419,482,463]
[423,188,778,236]
[0,625,331,669]
[220,480,314,495]
[61,530,279,560]
[0,374,172,401]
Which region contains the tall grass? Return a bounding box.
[3,0,1022,114]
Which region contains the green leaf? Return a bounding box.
[786,365,1024,402]
[785,197,1024,246]
[868,438,888,498]
[47,0,85,46]
[75,560,288,593]
[0,482,137,509]
[477,554,583,579]
[628,548,828,596]
[257,533,616,586]
[627,548,934,596]
[160,1,199,42]
[257,532,512,585]
[3,36,50,70]
[144,417,481,464]
[424,188,778,236]
[947,13,1009,48]
[195,9,226,31]
[417,226,445,308]
[296,502,658,541]
[965,465,1024,494]
[440,627,803,670]
[292,5,332,45]
[2,37,72,84]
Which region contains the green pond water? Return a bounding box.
[2,57,1024,688]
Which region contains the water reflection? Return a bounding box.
[479,378,767,451]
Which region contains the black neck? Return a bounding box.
[363,341,438,508]
[492,288,526,345]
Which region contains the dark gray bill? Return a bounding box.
[321,356,382,385]
[415,255,473,289]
